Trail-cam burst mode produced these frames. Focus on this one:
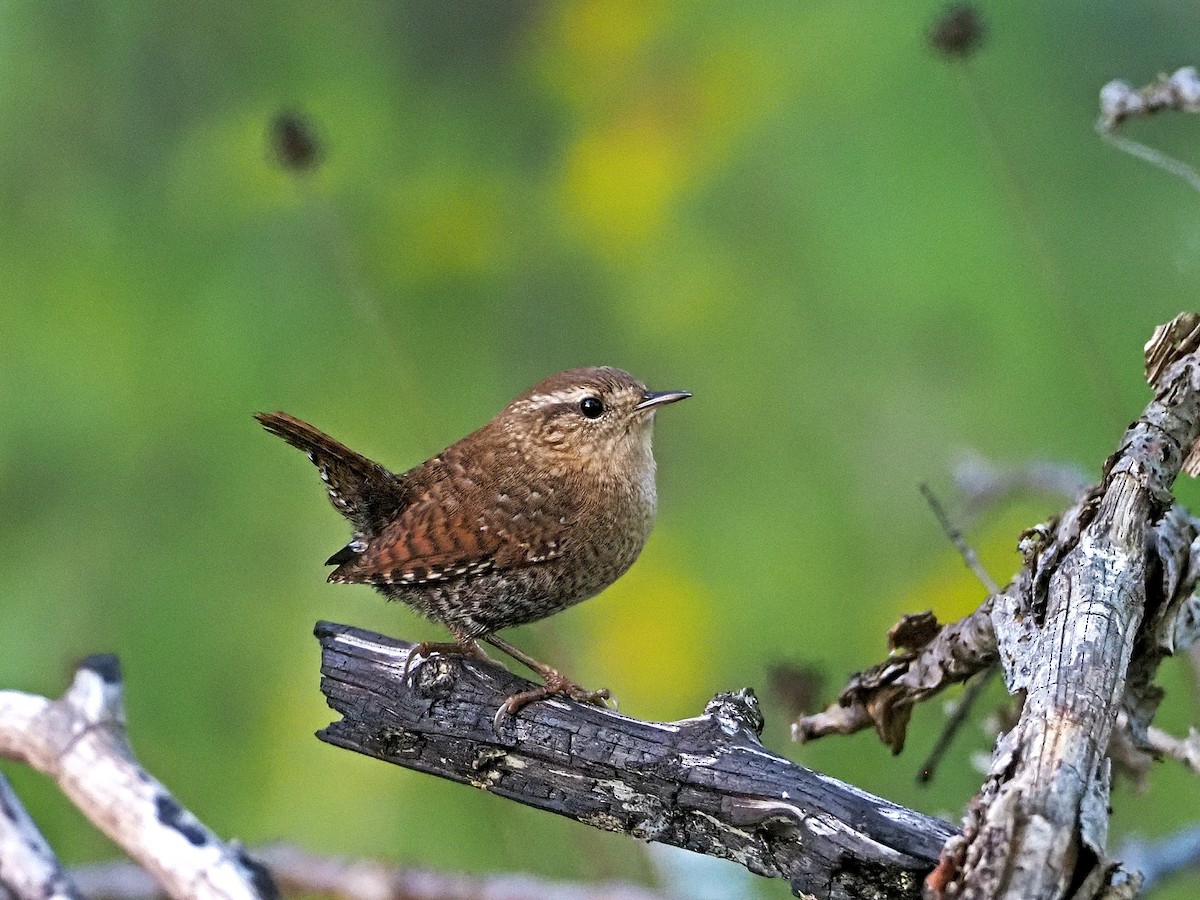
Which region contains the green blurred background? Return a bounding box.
[1,2,1198,897]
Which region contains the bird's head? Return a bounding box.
[495,367,690,476]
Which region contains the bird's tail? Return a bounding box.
[255,411,405,535]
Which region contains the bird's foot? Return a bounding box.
[493,672,614,729]
[402,640,491,681]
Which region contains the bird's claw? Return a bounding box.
[492,674,615,730]
[401,641,438,682]
[402,640,489,682]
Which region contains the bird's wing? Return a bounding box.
[328,465,579,586]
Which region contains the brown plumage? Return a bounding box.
[256,366,689,721]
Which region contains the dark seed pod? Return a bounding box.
[928,4,987,60]
[270,111,321,171]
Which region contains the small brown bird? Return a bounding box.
[256,367,689,721]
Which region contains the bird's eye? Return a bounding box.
[579,396,604,419]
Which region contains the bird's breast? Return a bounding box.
[558,464,657,595]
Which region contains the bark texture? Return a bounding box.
[0,773,80,900]
[316,622,956,900]
[799,314,1200,899]
[0,657,277,900]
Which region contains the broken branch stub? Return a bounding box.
[794,605,999,753]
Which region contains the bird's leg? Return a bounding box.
[403,622,493,681]
[483,634,612,726]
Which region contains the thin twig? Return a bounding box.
[1097,67,1200,195]
[916,668,999,785]
[1097,128,1200,195]
[0,772,80,899]
[0,657,275,900]
[919,483,1001,594]
[915,484,1002,784]
[953,65,1123,419]
[70,845,670,900]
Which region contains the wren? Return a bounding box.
[256,367,689,722]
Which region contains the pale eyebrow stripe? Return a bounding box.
[524,389,593,409]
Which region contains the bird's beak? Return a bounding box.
[634,390,692,412]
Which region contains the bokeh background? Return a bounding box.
[2,3,1199,897]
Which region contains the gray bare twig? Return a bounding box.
[800,315,1200,899]
[68,845,669,900]
[919,483,1001,595]
[0,658,276,900]
[1098,67,1200,194]
[0,772,79,900]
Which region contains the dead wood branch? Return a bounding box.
[315,621,957,900]
[1097,67,1200,194]
[1098,67,1200,132]
[793,606,998,752]
[0,657,277,900]
[799,314,1200,899]
[1143,724,1200,776]
[68,844,670,900]
[0,772,80,900]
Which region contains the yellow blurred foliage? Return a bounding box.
[688,43,785,150]
[370,173,515,283]
[888,512,1029,632]
[578,531,714,718]
[543,0,670,116]
[538,3,780,259]
[562,115,688,253]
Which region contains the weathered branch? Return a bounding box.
[316,621,957,900]
[941,317,1200,899]
[799,314,1200,899]
[1143,724,1200,776]
[1097,67,1200,194]
[67,844,670,900]
[0,657,277,900]
[1098,66,1200,132]
[793,606,998,752]
[0,772,80,899]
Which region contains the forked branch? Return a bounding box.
[798,314,1200,900]
[0,658,277,900]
